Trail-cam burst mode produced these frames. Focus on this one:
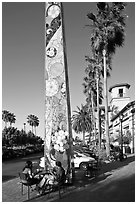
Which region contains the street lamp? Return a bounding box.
[119,114,124,160]
[131,108,135,153]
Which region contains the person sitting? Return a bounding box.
[53,161,66,185]
[37,172,56,195]
[22,160,40,185]
[36,161,66,195]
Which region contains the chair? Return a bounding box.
[58,179,68,198]
[85,161,100,178]
[46,173,67,199]
[18,172,38,200]
[91,162,99,177]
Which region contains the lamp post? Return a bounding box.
[119,114,124,160]
[131,108,135,153]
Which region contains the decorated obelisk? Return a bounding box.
[45,2,73,182]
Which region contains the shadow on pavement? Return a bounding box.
[54,174,135,202]
[27,155,135,202]
[100,155,135,175]
[92,174,135,202]
[72,155,135,189]
[73,170,112,189]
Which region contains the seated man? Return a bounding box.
[53,161,66,184]
[37,161,66,195]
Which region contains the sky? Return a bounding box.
[2,2,135,139]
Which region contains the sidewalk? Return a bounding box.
[2,154,135,202]
[2,176,77,202]
[2,169,83,202]
[2,177,27,202]
[2,177,41,202]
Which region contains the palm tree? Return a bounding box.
[2,110,10,128]
[87,2,126,157]
[85,54,103,149]
[111,105,119,119]
[2,110,16,128]
[27,114,39,135]
[84,53,107,149]
[33,116,39,136]
[83,82,96,144]
[8,112,16,127]
[72,104,92,144]
[27,114,35,133]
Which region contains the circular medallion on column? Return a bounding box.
[46,79,59,97]
[49,62,64,78]
[46,47,57,58]
[47,4,60,18]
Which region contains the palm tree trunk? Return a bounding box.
[96,68,101,150]
[103,49,110,157]
[89,105,93,144]
[91,93,96,143]
[83,130,85,144]
[89,91,93,143]
[99,109,102,142]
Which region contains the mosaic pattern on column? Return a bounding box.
[45,2,69,170]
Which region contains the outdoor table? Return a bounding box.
[34,169,54,180]
[34,170,46,178]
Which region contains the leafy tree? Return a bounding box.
[14,129,22,146]
[123,130,132,145]
[2,127,17,146]
[2,127,8,146]
[86,2,127,157]
[27,131,34,144]
[2,125,43,149]
[111,105,119,119]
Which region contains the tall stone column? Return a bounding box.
[45,2,73,182]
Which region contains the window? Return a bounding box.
[119,88,123,97]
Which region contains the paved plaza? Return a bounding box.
[2,154,135,202]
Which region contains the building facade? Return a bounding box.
[109,83,135,153]
[109,83,131,113]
